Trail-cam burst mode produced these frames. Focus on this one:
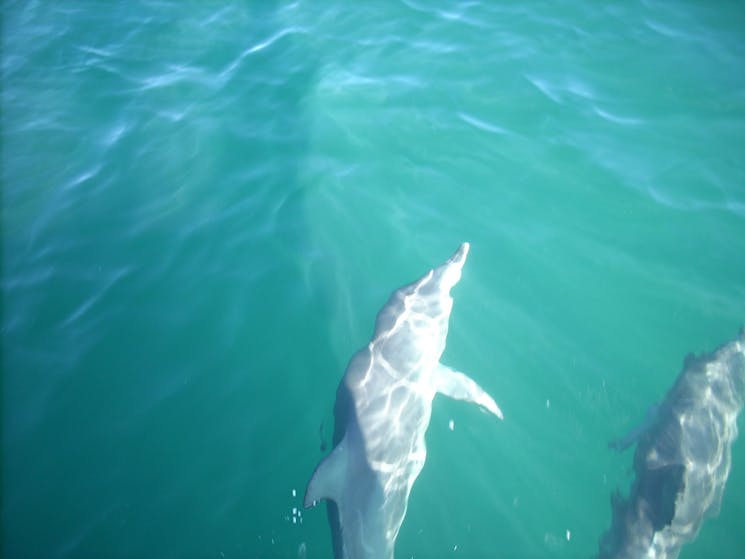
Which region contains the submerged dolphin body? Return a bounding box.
[599,331,745,559]
[305,242,502,559]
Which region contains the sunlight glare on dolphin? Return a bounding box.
[599,330,745,559]
[304,242,502,559]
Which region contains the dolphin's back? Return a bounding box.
[304,243,503,559]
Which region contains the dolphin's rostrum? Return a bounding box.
[305,242,502,559]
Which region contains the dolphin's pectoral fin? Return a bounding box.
[608,403,660,452]
[608,432,636,452]
[304,434,347,508]
[433,363,503,420]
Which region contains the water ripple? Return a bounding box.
[61,266,131,327]
[61,164,103,193]
[524,73,595,104]
[218,26,308,85]
[457,111,509,135]
[591,106,644,126]
[139,65,210,91]
[399,0,486,28]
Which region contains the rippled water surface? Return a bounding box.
[3,1,745,558]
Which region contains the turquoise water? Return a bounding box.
[3,1,745,558]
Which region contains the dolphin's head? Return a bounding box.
[372,242,471,349]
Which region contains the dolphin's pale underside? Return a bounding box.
[599,330,745,559]
[304,242,502,559]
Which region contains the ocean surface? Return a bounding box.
[3,1,745,558]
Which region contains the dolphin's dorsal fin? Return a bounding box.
[304,434,348,508]
[433,363,503,420]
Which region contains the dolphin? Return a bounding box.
[598,330,745,559]
[304,242,502,559]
